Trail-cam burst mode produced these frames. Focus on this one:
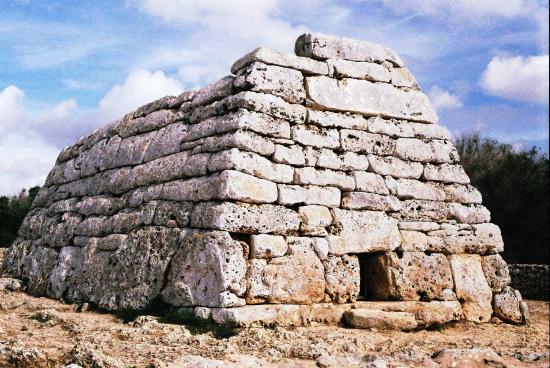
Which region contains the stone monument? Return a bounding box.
[1,33,528,329]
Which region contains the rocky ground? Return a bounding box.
[0,285,548,368]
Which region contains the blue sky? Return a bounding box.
[0,0,548,194]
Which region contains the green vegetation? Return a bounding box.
[455,133,549,265]
[0,186,40,247]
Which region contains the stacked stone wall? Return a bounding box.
[510,264,549,300]
[1,33,527,325]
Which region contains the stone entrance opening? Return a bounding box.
[357,253,373,301]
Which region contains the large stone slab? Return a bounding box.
[449,254,493,323]
[327,209,400,255]
[323,255,360,303]
[306,76,438,123]
[231,47,329,75]
[162,230,247,308]
[344,309,417,331]
[295,33,404,66]
[247,241,325,304]
[366,251,455,301]
[190,202,300,235]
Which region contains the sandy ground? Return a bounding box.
[0,288,548,367]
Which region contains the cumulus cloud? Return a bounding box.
[98,69,183,122]
[481,54,549,104]
[427,86,463,110]
[0,85,60,195]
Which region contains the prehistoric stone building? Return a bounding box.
[1,33,528,329]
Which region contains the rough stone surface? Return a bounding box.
[450,254,493,323]
[1,32,513,328]
[344,309,418,331]
[366,252,455,302]
[306,76,437,123]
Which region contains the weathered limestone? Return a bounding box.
[306,76,438,123]
[449,255,493,323]
[327,209,400,255]
[367,252,455,301]
[1,32,520,328]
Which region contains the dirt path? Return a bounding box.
[0,288,548,367]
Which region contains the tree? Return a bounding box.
[0,186,40,247]
[455,133,549,264]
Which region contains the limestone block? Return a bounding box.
[42,212,82,248]
[291,125,340,149]
[426,224,504,255]
[46,247,78,298]
[399,200,450,222]
[194,130,275,157]
[272,144,305,166]
[306,76,437,123]
[132,151,190,187]
[398,221,440,232]
[113,130,156,167]
[222,91,306,123]
[386,178,446,201]
[327,209,400,255]
[481,254,511,293]
[449,254,493,322]
[119,109,177,138]
[390,67,419,89]
[23,245,59,296]
[169,89,197,108]
[394,138,459,164]
[133,95,175,118]
[75,216,110,237]
[208,148,294,183]
[442,184,482,204]
[317,149,370,171]
[234,62,305,104]
[344,309,417,331]
[411,123,451,140]
[191,75,234,107]
[186,109,291,141]
[278,184,341,207]
[231,47,329,75]
[341,129,396,155]
[142,122,188,162]
[17,208,49,240]
[0,239,31,279]
[312,237,329,259]
[299,205,332,236]
[96,234,127,251]
[76,139,108,177]
[367,117,415,138]
[399,230,428,251]
[356,301,463,328]
[50,198,79,214]
[160,175,217,202]
[163,230,247,308]
[0,278,23,291]
[295,33,404,66]
[368,155,424,179]
[354,172,389,194]
[493,287,525,324]
[250,234,288,258]
[323,255,360,303]
[307,109,369,130]
[366,252,455,301]
[294,167,355,190]
[342,192,401,212]
[328,59,391,82]
[109,210,143,234]
[449,203,491,224]
[191,202,300,235]
[423,164,470,184]
[247,246,325,304]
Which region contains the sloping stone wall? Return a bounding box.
[0,33,527,326]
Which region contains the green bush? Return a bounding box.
[0,186,40,247]
[455,133,549,264]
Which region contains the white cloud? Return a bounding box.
[98,69,183,122]
[481,54,549,104]
[0,85,60,195]
[379,0,541,18]
[427,86,463,110]
[62,79,101,90]
[0,85,25,135]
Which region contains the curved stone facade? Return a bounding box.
[0,33,527,327]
